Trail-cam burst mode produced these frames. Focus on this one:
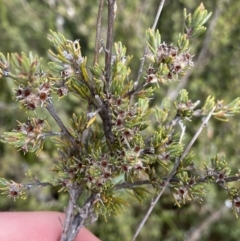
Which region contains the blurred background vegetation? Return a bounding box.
[0,0,240,240]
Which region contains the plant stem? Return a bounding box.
[45,99,78,151]
[114,180,150,190]
[60,185,83,241]
[60,191,98,241]
[95,95,114,146]
[115,173,240,192]
[24,181,52,189]
[93,0,104,65]
[104,0,116,89]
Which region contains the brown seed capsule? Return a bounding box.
[39,92,47,101]
[101,160,108,167]
[122,165,129,172]
[134,146,141,152]
[26,103,36,110]
[104,172,111,179]
[23,88,31,97]
[57,88,63,97]
[41,82,50,89]
[36,118,44,125]
[16,89,23,97]
[26,125,34,133]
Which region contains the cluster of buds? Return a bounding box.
[156,43,178,63]
[227,188,240,215]
[173,186,189,204]
[114,117,140,148]
[111,100,138,137]
[146,42,194,84]
[107,95,149,174]
[60,64,75,79]
[107,94,140,145]
[204,155,231,184]
[15,82,52,110]
[63,147,146,192]
[105,93,124,107]
[172,175,199,204]
[204,166,228,184]
[117,147,145,173]
[6,181,25,201]
[232,196,240,212]
[87,155,113,188]
[176,100,201,120]
[56,82,69,97]
[62,154,113,191]
[14,118,46,153]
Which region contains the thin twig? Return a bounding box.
[115,173,240,191]
[133,0,166,92]
[93,0,104,65]
[45,99,78,151]
[24,181,52,189]
[91,0,116,148]
[179,120,186,143]
[151,0,166,30]
[42,131,63,137]
[180,106,216,161]
[95,95,114,146]
[197,175,240,184]
[104,0,116,89]
[131,106,216,241]
[115,180,150,190]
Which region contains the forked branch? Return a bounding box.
[131,106,216,241]
[104,0,116,88]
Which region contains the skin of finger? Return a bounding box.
[0,212,100,241]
